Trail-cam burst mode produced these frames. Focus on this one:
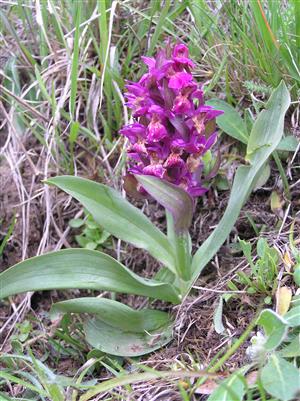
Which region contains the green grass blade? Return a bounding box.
[292,0,300,64]
[147,0,171,56]
[79,370,210,401]
[0,371,48,397]
[250,0,278,52]
[0,9,36,66]
[70,1,82,118]
[0,216,16,257]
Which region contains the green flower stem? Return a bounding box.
[174,232,192,283]
[166,210,192,285]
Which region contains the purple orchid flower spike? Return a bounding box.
[120,41,223,198]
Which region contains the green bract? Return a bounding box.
[0,81,290,356]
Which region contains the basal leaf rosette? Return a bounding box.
[120,42,223,198]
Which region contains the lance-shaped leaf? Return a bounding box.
[135,175,194,234]
[50,297,172,333]
[191,81,290,284]
[277,135,299,152]
[206,98,249,144]
[84,317,173,357]
[0,249,180,303]
[46,176,175,272]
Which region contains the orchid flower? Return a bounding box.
[120,42,223,197]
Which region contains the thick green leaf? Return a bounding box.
[277,135,299,152]
[207,366,250,401]
[135,175,194,234]
[246,82,289,162]
[191,82,290,283]
[284,305,300,327]
[280,334,300,358]
[85,317,173,357]
[0,249,180,303]
[261,354,300,401]
[253,162,271,190]
[257,309,288,350]
[50,297,172,333]
[46,176,175,271]
[206,99,249,144]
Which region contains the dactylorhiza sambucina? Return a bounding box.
[120,42,223,197]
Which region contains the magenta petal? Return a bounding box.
[148,104,166,117]
[194,105,224,120]
[168,72,193,90]
[172,44,195,67]
[147,121,168,142]
[164,154,186,183]
[172,95,191,114]
[172,133,206,154]
[141,56,156,69]
[128,142,148,160]
[174,57,195,68]
[128,152,144,162]
[188,186,208,197]
[133,106,151,117]
[125,83,145,96]
[192,89,204,102]
[139,73,150,85]
[141,56,173,81]
[173,44,189,58]
[161,60,175,72]
[120,123,146,143]
[142,164,165,178]
[171,136,186,150]
[205,132,218,149]
[128,164,144,175]
[147,139,171,160]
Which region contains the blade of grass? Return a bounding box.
[292,0,300,64]
[0,371,48,398]
[147,0,171,55]
[79,369,214,401]
[0,216,16,257]
[0,9,36,66]
[70,1,82,118]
